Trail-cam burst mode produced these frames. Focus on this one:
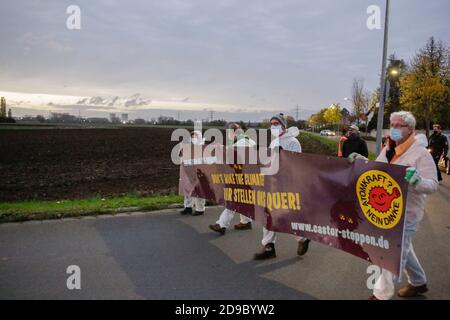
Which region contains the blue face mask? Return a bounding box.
[390,128,403,142]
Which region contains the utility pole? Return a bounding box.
[375,0,391,156]
[209,110,214,122]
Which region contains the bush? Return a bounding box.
[0,117,16,123]
[298,132,338,156]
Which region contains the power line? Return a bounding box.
[295,105,300,121]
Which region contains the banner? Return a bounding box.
[179,146,409,276]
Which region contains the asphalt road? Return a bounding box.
[1,175,449,300]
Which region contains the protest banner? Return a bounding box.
[179,146,408,276]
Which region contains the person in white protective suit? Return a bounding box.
[415,133,428,148]
[349,111,438,300]
[253,113,311,260]
[209,123,257,235]
[180,130,207,216]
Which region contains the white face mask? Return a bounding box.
[191,137,198,144]
[270,125,283,137]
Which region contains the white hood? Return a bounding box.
[415,133,428,148]
[270,126,301,153]
[282,126,300,139]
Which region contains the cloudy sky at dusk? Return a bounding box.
[0,0,449,121]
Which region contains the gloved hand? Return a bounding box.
[348,152,368,164]
[404,167,422,186]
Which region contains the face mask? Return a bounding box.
[433,130,438,134]
[191,138,198,144]
[271,125,283,137]
[390,128,403,142]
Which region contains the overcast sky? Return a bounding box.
[0,0,449,121]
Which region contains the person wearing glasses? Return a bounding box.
[350,111,438,300]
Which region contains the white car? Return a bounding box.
[320,130,336,136]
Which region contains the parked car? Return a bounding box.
[437,133,450,175]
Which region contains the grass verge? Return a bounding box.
[0,194,184,223]
[298,131,376,160]
[1,131,376,223]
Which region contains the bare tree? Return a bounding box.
[351,78,370,126]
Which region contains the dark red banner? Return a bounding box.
[179,146,409,276]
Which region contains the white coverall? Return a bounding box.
[262,127,307,245]
[373,137,438,300]
[216,136,256,228]
[184,131,206,212]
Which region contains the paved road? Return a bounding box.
[1,175,449,300]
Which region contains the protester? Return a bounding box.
[350,111,438,300]
[342,125,368,158]
[338,127,348,157]
[428,124,448,182]
[209,123,257,235]
[253,113,311,260]
[415,133,428,148]
[180,130,206,216]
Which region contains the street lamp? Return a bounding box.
[375,0,391,156]
[389,68,399,76]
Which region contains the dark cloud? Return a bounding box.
[1,0,449,120]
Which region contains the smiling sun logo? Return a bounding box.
[356,170,403,229]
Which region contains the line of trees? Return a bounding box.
[307,37,449,137]
[367,37,450,137]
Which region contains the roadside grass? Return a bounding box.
[0,194,184,223]
[298,131,376,160]
[1,130,376,223]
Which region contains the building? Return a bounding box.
[341,108,351,125]
[49,112,79,123]
[0,97,6,117]
[110,113,120,123]
[8,109,12,118]
[121,113,128,123]
[86,117,109,124]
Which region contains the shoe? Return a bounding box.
[234,222,252,230]
[180,207,192,215]
[253,243,276,260]
[297,239,311,256]
[368,295,380,300]
[397,284,428,298]
[192,211,204,216]
[209,224,226,235]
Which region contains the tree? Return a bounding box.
[385,54,406,117]
[323,104,342,125]
[400,37,450,137]
[308,108,327,128]
[286,115,296,128]
[260,119,271,129]
[368,56,406,131]
[351,79,370,125]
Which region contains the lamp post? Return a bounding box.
[375,0,391,156]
